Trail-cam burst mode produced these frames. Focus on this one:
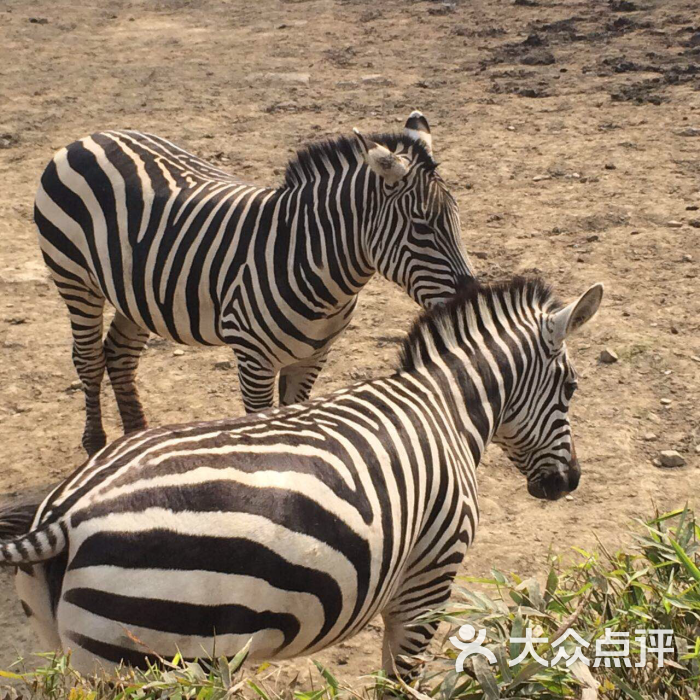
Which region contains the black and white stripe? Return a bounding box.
[2,276,602,678]
[34,111,474,455]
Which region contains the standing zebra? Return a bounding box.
[34,112,474,455]
[1,275,602,678]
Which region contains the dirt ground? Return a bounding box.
[0,0,698,687]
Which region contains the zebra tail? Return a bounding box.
[0,503,67,566]
[0,498,41,539]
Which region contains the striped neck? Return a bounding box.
[398,278,561,454]
[278,146,383,304]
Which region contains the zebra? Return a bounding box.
[34,111,474,455]
[1,275,603,679]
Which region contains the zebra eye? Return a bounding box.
[564,381,578,401]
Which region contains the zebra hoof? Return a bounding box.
[83,432,107,457]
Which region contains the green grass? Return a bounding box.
[2,508,699,699]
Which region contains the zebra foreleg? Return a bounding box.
[278,351,329,406]
[104,311,150,435]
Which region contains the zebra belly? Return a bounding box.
[54,500,380,670]
[57,567,326,666]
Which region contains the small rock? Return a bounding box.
[686,205,699,211]
[667,220,683,228]
[7,317,28,325]
[695,444,700,454]
[173,349,185,357]
[688,220,700,229]
[610,0,638,10]
[565,495,574,501]
[520,50,556,66]
[643,432,657,441]
[652,458,661,467]
[428,2,456,15]
[599,348,619,364]
[29,17,49,24]
[507,125,516,131]
[604,163,617,170]
[533,175,551,182]
[336,80,358,89]
[660,398,672,406]
[658,450,686,468]
[473,251,488,260]
[361,74,393,86]
[682,254,694,262]
[586,234,600,242]
[66,380,82,393]
[214,360,233,371]
[677,127,700,137]
[263,72,310,86]
[0,133,19,149]
[691,356,700,363]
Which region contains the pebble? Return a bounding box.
[682,254,694,263]
[695,444,700,454]
[533,175,551,182]
[658,450,686,468]
[263,72,310,86]
[565,495,574,501]
[677,127,700,137]
[660,398,672,406]
[643,432,657,441]
[586,234,600,242]
[336,80,358,89]
[214,360,233,371]
[66,380,82,392]
[361,74,393,86]
[604,163,617,170]
[172,349,185,357]
[520,50,556,66]
[688,220,700,229]
[599,348,619,364]
[667,220,683,228]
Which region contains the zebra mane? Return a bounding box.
[399,277,562,371]
[283,132,437,188]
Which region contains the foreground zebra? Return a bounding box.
[35,112,474,455]
[1,276,602,678]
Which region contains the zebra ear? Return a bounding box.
[353,128,410,185]
[404,110,433,156]
[548,283,604,347]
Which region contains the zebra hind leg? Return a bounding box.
[62,288,108,455]
[235,354,278,412]
[278,351,329,406]
[381,613,441,686]
[104,311,150,436]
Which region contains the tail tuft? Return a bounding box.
[0,498,41,539]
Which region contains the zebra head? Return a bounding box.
[353,112,475,308]
[493,282,604,501]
